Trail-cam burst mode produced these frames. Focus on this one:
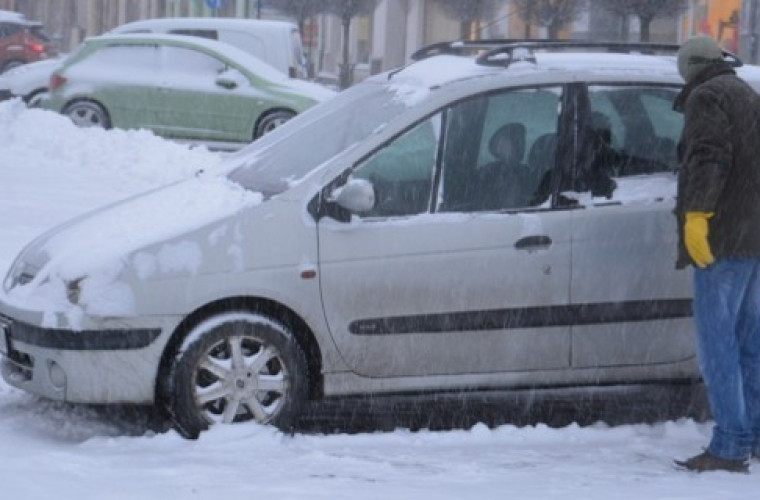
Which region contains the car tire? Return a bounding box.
[63,100,111,128]
[254,110,295,139]
[168,312,308,439]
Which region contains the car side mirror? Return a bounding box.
[332,178,375,213]
[215,68,246,90]
[215,75,238,90]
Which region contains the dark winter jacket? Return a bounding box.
[673,61,760,269]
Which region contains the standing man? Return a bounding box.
[673,36,760,473]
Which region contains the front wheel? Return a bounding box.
[63,100,111,128]
[254,110,295,139]
[168,312,308,438]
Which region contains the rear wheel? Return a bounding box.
[168,312,308,438]
[63,100,111,128]
[254,110,295,139]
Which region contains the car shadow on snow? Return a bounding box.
[12,381,710,440]
[294,382,710,435]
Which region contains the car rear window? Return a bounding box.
[29,25,50,42]
[0,22,22,37]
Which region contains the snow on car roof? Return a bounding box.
[112,17,298,34]
[89,32,285,79]
[0,9,24,21]
[0,9,40,25]
[389,50,684,91]
[85,33,335,102]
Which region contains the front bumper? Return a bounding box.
[0,311,174,404]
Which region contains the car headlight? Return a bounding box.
[3,259,39,292]
[65,278,83,305]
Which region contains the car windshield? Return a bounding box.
[227,80,412,196]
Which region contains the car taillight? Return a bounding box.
[50,75,67,90]
[28,42,45,52]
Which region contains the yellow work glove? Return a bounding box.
[684,212,715,268]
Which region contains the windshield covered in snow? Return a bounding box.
[227,80,412,196]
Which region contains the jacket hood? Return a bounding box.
[673,61,736,113]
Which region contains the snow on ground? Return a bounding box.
[1,100,759,498]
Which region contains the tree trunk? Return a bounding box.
[639,16,652,42]
[548,21,560,40]
[620,15,630,42]
[340,14,352,89]
[524,1,532,39]
[460,20,470,40]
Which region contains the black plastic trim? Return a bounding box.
[349,299,692,336]
[2,315,161,350]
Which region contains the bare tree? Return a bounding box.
[602,0,686,42]
[436,0,495,40]
[266,0,326,32]
[266,0,327,76]
[324,0,377,88]
[514,0,586,39]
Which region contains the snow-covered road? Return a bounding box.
[1,100,759,499]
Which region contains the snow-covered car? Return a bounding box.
[0,56,62,104]
[0,17,309,108]
[0,10,57,74]
[38,34,334,149]
[1,41,757,438]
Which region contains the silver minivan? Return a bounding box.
[1,41,756,438]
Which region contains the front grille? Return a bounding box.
[0,314,34,381]
[0,89,12,102]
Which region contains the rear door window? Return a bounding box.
[79,44,160,73]
[587,85,682,177]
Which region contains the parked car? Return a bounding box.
[0,56,62,104]
[0,17,308,105]
[38,33,334,149]
[0,10,57,74]
[2,41,757,438]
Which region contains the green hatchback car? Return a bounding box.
[39,34,334,149]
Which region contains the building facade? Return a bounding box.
[1,1,739,84]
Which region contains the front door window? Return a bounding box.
[439,87,562,212]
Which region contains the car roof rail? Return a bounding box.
[473,40,743,68]
[410,39,564,61]
[411,39,742,69]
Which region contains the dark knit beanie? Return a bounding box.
[677,36,724,83]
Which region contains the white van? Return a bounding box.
[112,18,308,79]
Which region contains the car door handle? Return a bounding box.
[514,235,552,250]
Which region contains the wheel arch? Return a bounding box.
[253,107,297,138]
[156,295,324,406]
[24,87,47,106]
[63,97,112,128]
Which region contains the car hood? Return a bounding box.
[0,57,63,94]
[2,173,262,324]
